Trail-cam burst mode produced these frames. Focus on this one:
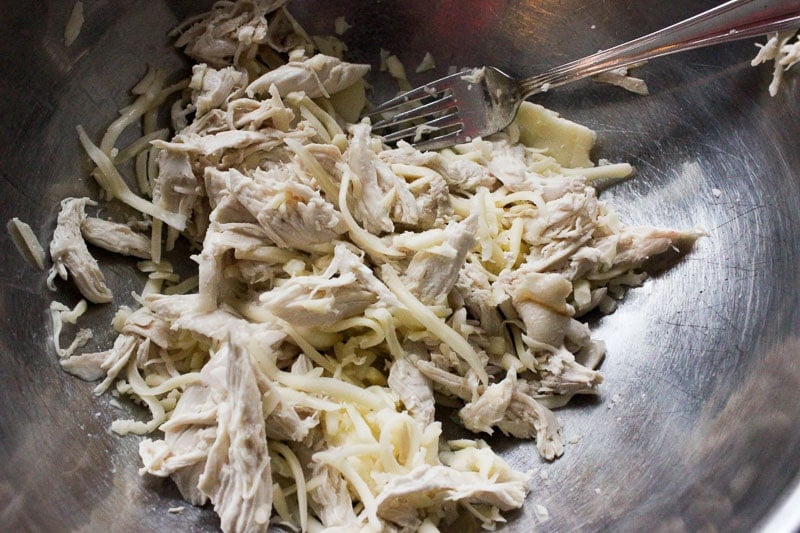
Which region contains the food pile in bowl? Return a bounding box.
[6,0,800,531]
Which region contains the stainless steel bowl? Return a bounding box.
[2,1,799,531]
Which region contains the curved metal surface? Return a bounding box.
[0,1,798,531]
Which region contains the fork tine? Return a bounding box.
[362,74,459,118]
[380,112,463,143]
[370,93,456,131]
[381,123,429,143]
[413,130,465,152]
[361,84,445,118]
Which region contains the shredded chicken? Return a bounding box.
[247,54,370,98]
[196,339,273,533]
[45,1,704,531]
[753,30,800,96]
[7,217,46,270]
[64,1,84,47]
[80,216,151,259]
[49,198,113,303]
[593,63,649,95]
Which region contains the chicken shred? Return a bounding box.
[49,197,113,304]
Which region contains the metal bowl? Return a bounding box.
[2,1,799,531]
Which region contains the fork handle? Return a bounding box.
[519,0,800,97]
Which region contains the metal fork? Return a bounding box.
[364,0,800,151]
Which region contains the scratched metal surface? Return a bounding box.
[1,0,799,531]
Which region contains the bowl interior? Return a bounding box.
[1,1,799,531]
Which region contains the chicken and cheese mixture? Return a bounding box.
[47,1,703,531]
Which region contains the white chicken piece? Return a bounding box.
[259,246,381,327]
[458,368,516,435]
[260,273,376,327]
[379,141,497,194]
[299,134,424,231]
[120,306,173,349]
[60,350,107,381]
[536,345,603,397]
[139,343,229,505]
[562,316,597,354]
[497,390,564,460]
[174,0,286,68]
[305,133,424,234]
[246,54,370,99]
[155,130,286,161]
[593,65,649,95]
[387,354,436,427]
[752,31,799,96]
[538,176,589,202]
[377,141,439,168]
[189,64,248,117]
[205,168,259,222]
[6,217,47,270]
[485,139,529,190]
[778,33,800,70]
[503,170,588,202]
[564,225,702,286]
[49,197,113,304]
[411,168,453,229]
[454,261,505,338]
[609,226,704,275]
[191,221,272,311]
[197,340,273,533]
[225,166,346,251]
[522,190,600,250]
[144,293,287,349]
[562,236,618,284]
[233,259,280,290]
[80,216,151,259]
[374,447,530,530]
[205,167,234,209]
[344,123,397,234]
[152,150,200,246]
[403,215,478,305]
[181,84,299,141]
[226,94,295,133]
[416,360,564,459]
[415,359,475,401]
[328,243,403,307]
[306,462,360,529]
[90,334,139,394]
[441,158,497,193]
[258,373,318,441]
[500,270,575,349]
[195,225,232,311]
[379,163,424,229]
[496,267,603,397]
[372,143,454,230]
[179,107,228,137]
